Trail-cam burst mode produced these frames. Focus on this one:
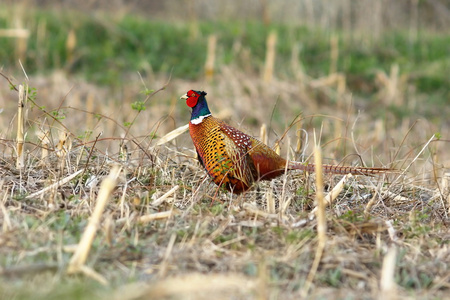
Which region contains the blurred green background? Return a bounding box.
[1,1,448,112]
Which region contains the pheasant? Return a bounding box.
[181,90,390,194]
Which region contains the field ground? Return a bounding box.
[0,2,449,299]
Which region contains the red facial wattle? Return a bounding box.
[185,90,200,108]
[186,95,198,108]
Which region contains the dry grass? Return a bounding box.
[0,65,449,300]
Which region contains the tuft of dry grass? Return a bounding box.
[0,63,449,300]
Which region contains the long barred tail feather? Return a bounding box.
[288,162,394,176]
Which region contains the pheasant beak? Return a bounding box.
[180,93,188,100]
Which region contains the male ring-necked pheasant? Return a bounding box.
[181,90,390,194]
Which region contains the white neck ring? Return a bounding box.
[190,114,211,125]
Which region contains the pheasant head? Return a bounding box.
[180,90,211,125]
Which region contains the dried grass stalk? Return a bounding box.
[374,119,385,143]
[205,34,216,81]
[3,19,30,62]
[385,220,398,242]
[151,185,179,207]
[309,173,353,219]
[138,211,172,224]
[76,264,108,285]
[156,124,189,146]
[302,145,327,297]
[379,246,397,300]
[260,123,267,145]
[208,217,232,240]
[56,131,71,170]
[36,129,51,163]
[1,199,12,231]
[329,35,339,75]
[66,28,76,64]
[274,141,280,155]
[25,168,84,200]
[376,63,408,106]
[290,42,305,82]
[337,73,346,96]
[56,131,71,156]
[257,260,268,300]
[118,140,129,163]
[314,146,327,245]
[110,209,173,227]
[243,203,278,220]
[442,170,450,215]
[263,31,277,82]
[309,73,346,93]
[16,84,27,169]
[265,184,276,214]
[295,120,302,154]
[67,165,121,275]
[0,28,30,38]
[364,191,378,217]
[382,190,411,202]
[158,232,177,277]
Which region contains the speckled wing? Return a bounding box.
[218,122,257,189]
[189,116,255,192]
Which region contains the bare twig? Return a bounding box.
[25,169,84,199]
[309,173,353,219]
[151,185,179,207]
[156,124,189,146]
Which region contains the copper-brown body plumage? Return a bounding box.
[182,90,391,194]
[189,115,288,193]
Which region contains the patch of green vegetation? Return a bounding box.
[210,202,226,215]
[384,104,412,120]
[285,229,313,244]
[271,226,285,237]
[295,186,312,197]
[320,267,342,287]
[243,262,258,276]
[338,210,365,223]
[131,100,146,112]
[397,268,434,290]
[0,276,106,300]
[270,226,314,245]
[136,168,159,187]
[214,232,237,244]
[77,130,93,140]
[400,209,438,239]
